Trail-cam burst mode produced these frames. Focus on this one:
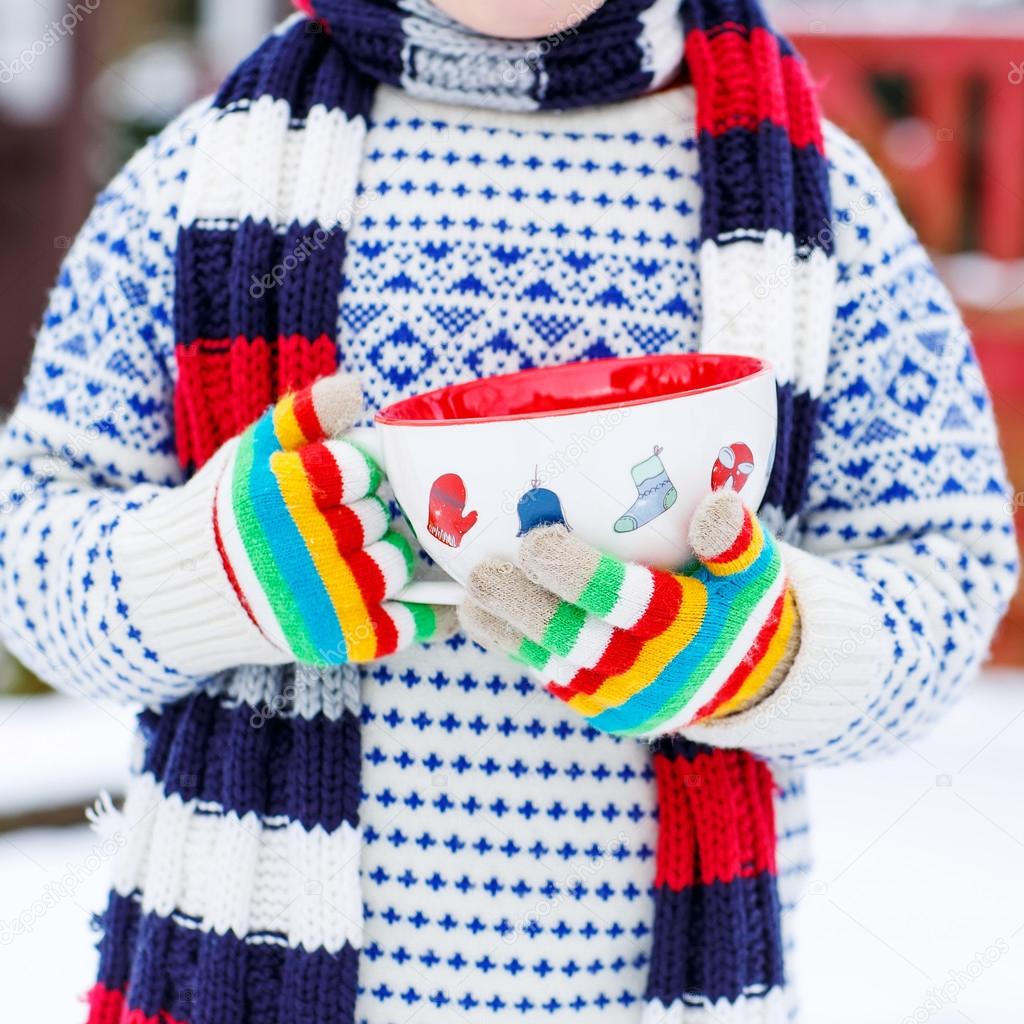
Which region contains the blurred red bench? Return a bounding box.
[790,24,1024,663]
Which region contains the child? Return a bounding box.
[0,0,1016,1021]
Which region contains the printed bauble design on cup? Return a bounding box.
[516,471,571,537]
[427,472,478,548]
[711,442,755,493]
[613,446,678,534]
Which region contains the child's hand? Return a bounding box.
[214,374,455,664]
[458,491,799,737]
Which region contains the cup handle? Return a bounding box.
[395,580,466,606]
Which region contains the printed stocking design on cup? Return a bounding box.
[613,446,678,533]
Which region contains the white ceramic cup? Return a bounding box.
[351,354,778,605]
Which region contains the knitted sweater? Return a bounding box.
[0,83,1016,1022]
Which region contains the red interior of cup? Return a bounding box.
[376,353,769,425]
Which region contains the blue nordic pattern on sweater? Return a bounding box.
[0,86,1016,1021]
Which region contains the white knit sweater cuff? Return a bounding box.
[111,443,289,677]
[681,542,889,758]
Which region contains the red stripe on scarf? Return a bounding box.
[175,333,337,470]
[653,745,777,890]
[685,25,823,153]
[86,982,188,1024]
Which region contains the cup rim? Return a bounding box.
[375,353,773,427]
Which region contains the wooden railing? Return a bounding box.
[792,29,1024,256]
[790,24,1024,662]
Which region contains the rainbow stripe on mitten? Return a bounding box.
[213,375,446,665]
[460,491,798,737]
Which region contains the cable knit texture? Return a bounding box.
[0,1,1016,1022]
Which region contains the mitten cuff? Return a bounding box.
[681,542,888,757]
[110,443,289,677]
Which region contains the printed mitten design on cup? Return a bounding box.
[215,374,454,664]
[460,490,799,737]
[427,473,478,548]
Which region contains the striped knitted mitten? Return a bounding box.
[459,490,800,738]
[214,374,454,664]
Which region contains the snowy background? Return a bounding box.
[3,672,1024,1023]
[2,1,1024,1021]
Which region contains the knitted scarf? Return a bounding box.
[171,1,833,1019]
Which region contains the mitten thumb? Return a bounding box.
[687,489,750,570]
[271,372,363,452]
[307,372,364,439]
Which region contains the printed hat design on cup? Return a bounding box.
[516,470,571,537]
[350,353,779,605]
